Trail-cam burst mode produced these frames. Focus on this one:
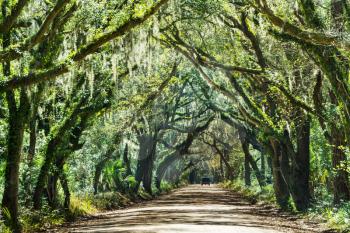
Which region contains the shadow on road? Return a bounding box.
[52,185,329,233]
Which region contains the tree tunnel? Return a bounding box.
[1,0,350,232]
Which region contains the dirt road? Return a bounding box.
[53,185,331,233]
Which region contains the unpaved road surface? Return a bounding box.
[52,185,331,233]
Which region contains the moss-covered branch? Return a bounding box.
[0,0,169,92]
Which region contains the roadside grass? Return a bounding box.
[308,200,350,233]
[159,181,181,194]
[220,180,276,205]
[221,180,350,233]
[0,183,181,232]
[93,192,134,210]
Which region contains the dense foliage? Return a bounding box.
[0,0,350,232]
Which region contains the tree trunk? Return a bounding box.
[331,129,350,204]
[329,92,350,204]
[46,154,69,208]
[1,100,25,233]
[247,153,266,188]
[213,143,234,180]
[23,115,37,204]
[260,151,266,182]
[28,119,37,164]
[223,148,234,180]
[94,159,107,195]
[313,72,350,204]
[123,143,132,176]
[33,146,56,209]
[59,170,71,209]
[1,17,28,231]
[244,149,251,186]
[266,154,273,184]
[219,156,224,180]
[142,153,155,195]
[291,118,311,211]
[46,174,59,208]
[241,140,265,187]
[135,134,157,195]
[269,139,290,209]
[33,100,83,209]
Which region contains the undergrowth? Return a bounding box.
[93,192,133,210]
[221,180,350,233]
[309,200,350,233]
[221,180,276,205]
[0,183,180,232]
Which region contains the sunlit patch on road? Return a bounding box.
[54,185,324,233]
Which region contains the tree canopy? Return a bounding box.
[1,0,350,232]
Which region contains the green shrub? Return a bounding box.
[137,187,153,200]
[93,192,132,210]
[222,180,350,232]
[20,207,65,232]
[0,223,12,233]
[68,195,98,218]
[221,180,276,205]
[309,201,350,232]
[160,181,175,193]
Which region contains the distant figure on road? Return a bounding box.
[201,177,210,186]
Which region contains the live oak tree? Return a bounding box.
[1,0,350,232]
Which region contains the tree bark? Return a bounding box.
[244,150,251,186]
[142,153,155,194]
[135,134,157,194]
[269,139,290,209]
[123,143,132,176]
[313,72,350,204]
[59,169,71,209]
[33,100,84,209]
[1,9,28,230]
[23,84,45,204]
[46,173,59,208]
[330,128,350,204]
[94,159,107,195]
[241,139,266,187]
[215,146,234,180]
[219,156,224,180]
[260,151,266,183]
[291,117,311,211]
[1,100,26,233]
[266,155,273,184]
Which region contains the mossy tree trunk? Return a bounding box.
[241,138,266,188]
[291,117,311,211]
[269,139,290,210]
[330,127,350,204]
[123,143,132,176]
[1,93,28,233]
[313,73,350,204]
[135,133,158,195]
[244,149,251,186]
[33,99,85,209]
[1,3,29,230]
